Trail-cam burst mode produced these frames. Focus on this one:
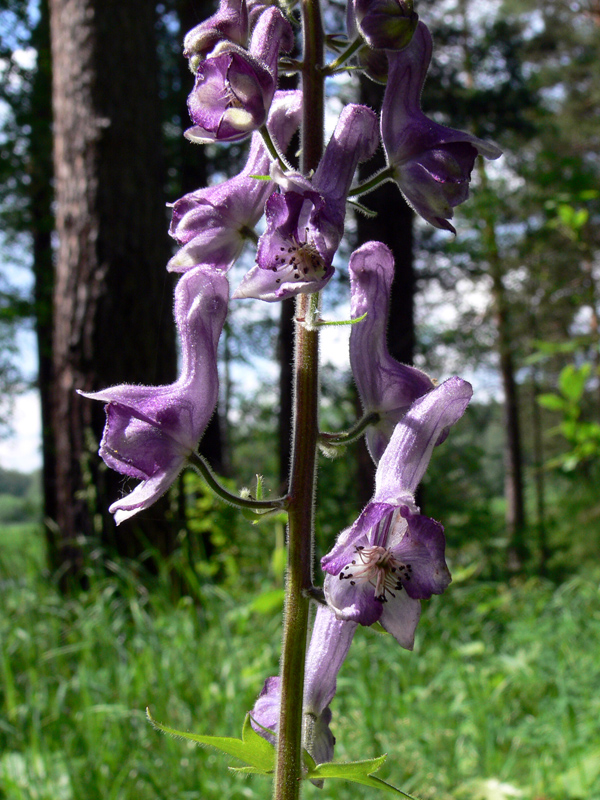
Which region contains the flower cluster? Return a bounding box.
[82,0,501,779]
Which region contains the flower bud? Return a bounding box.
[354,0,418,51]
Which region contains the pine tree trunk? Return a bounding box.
[28,0,58,559]
[49,0,177,580]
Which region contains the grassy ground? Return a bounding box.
[1,525,599,800]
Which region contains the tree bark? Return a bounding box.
[49,0,177,580]
[27,0,58,560]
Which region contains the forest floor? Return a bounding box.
[1,523,599,800]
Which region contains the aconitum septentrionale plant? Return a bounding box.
[82,0,501,795]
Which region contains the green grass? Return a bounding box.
[1,527,599,800]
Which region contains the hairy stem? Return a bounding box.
[273,0,324,797]
[189,452,288,510]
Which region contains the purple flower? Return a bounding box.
[233,103,379,301]
[349,241,435,463]
[381,21,502,233]
[185,7,293,144]
[183,0,249,66]
[322,377,472,649]
[79,268,228,524]
[168,91,302,273]
[251,605,356,769]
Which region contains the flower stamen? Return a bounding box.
[339,545,412,603]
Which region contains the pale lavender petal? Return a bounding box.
[378,590,421,649]
[183,0,249,61]
[185,9,292,144]
[251,676,280,743]
[390,507,450,599]
[250,607,354,769]
[313,104,380,206]
[169,90,302,273]
[304,605,357,715]
[186,50,270,144]
[375,376,472,501]
[110,467,182,526]
[324,571,383,626]
[232,259,334,301]
[321,501,395,575]
[247,104,378,301]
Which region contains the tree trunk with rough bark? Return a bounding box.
[49,0,177,580]
[28,0,58,559]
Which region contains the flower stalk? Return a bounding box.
[273,0,324,796]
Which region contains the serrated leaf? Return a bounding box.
[305,754,417,797]
[146,710,275,773]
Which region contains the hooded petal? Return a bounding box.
[349,241,435,461]
[245,104,378,301]
[185,9,292,144]
[374,376,472,502]
[183,0,249,63]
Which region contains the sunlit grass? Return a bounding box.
[1,527,599,799]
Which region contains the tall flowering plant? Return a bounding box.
[83,0,500,796]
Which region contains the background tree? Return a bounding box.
[48,0,178,579]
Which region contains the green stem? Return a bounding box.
[273,0,324,797]
[319,411,379,446]
[188,452,288,511]
[259,125,292,172]
[323,36,363,74]
[348,164,396,197]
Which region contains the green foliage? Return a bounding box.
[147,712,276,775]
[538,363,600,470]
[2,530,600,800]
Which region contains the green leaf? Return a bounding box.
[558,363,591,403]
[537,393,569,412]
[247,588,285,615]
[146,710,275,774]
[305,754,417,798]
[317,311,368,328]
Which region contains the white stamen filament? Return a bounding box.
[339,545,412,603]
